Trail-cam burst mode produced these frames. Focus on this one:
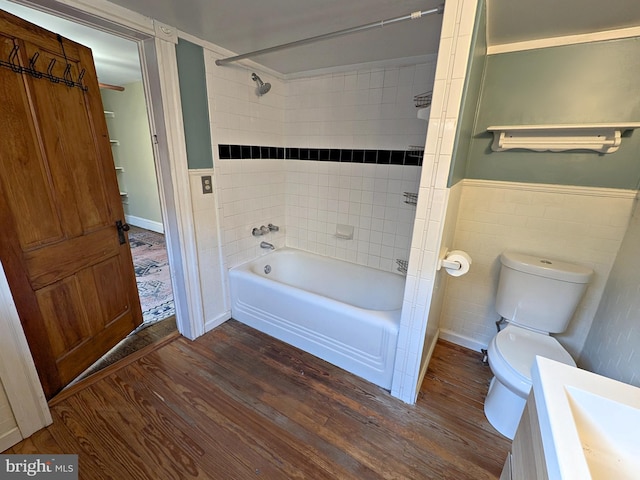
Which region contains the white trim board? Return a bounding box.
[462,179,638,199]
[284,54,439,80]
[0,261,52,443]
[438,328,488,354]
[204,312,231,334]
[488,25,640,55]
[17,0,154,38]
[414,330,440,402]
[126,215,164,234]
[0,428,23,453]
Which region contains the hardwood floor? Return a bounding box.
[5,320,510,479]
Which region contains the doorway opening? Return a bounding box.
[0,0,177,378]
[100,80,176,328]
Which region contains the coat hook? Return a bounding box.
[63,63,74,86]
[47,58,59,83]
[8,43,20,72]
[28,52,42,78]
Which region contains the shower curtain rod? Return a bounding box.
[215,5,444,66]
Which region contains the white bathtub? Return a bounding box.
[229,248,404,389]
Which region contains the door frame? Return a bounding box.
[0,0,205,431]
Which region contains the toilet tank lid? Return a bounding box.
[501,252,593,283]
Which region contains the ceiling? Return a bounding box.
[487,0,640,46]
[106,0,445,74]
[3,0,640,81]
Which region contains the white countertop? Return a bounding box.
[531,356,640,480]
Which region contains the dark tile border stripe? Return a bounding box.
[218,144,423,166]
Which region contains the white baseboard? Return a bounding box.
[125,215,164,234]
[204,311,231,333]
[438,328,488,353]
[0,427,23,453]
[414,330,440,401]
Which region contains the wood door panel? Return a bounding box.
[92,256,131,323]
[55,309,138,386]
[24,229,120,290]
[36,277,91,358]
[0,36,62,249]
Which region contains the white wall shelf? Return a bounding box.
[487,123,640,153]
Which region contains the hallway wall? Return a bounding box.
[102,82,162,232]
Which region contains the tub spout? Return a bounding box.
[260,241,275,250]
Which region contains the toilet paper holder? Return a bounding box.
[437,248,471,272]
[440,257,463,271]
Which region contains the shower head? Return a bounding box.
[251,72,271,95]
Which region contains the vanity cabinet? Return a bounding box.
[500,391,549,480]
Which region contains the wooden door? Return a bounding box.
[0,9,143,399]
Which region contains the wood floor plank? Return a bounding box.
[142,341,356,479]
[4,320,510,479]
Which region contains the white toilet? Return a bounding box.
[484,252,593,439]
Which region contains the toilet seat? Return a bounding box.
[488,324,575,398]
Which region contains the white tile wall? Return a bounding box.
[580,198,640,387]
[205,51,435,273]
[391,0,479,403]
[440,180,636,358]
[286,161,420,271]
[206,51,288,270]
[216,159,287,269]
[284,62,436,150]
[206,51,286,147]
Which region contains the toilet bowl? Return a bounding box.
[484,324,575,439]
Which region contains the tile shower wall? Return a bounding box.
[215,159,286,268]
[286,161,421,271]
[206,53,287,269]
[206,57,285,147]
[284,62,436,150]
[440,180,636,357]
[206,50,436,272]
[281,63,435,271]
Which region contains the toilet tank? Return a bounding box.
[495,252,593,333]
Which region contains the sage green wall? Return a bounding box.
[176,38,213,170]
[102,82,163,227]
[466,37,640,189]
[448,0,487,186]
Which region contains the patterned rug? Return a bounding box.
[129,226,175,325]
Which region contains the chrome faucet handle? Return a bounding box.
[251,227,263,237]
[268,223,279,232]
[260,225,270,234]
